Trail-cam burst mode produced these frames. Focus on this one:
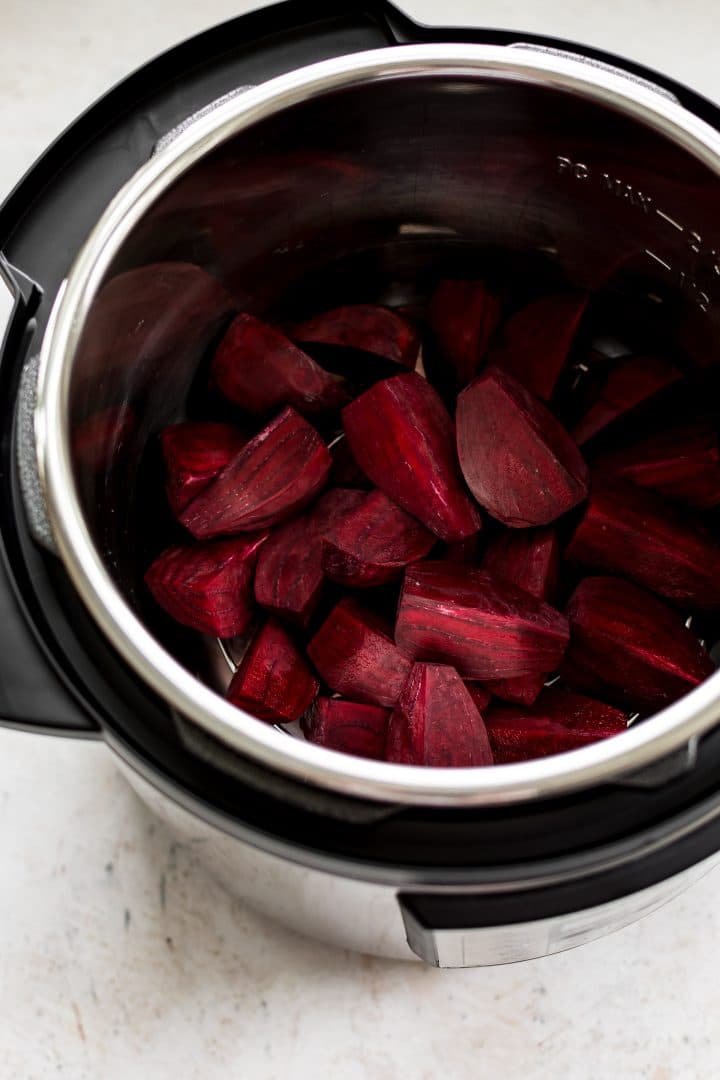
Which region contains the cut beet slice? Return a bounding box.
[72,406,135,473]
[212,313,348,414]
[386,663,493,766]
[301,698,389,759]
[227,618,319,723]
[485,687,627,763]
[180,407,331,538]
[562,576,714,711]
[566,477,720,610]
[572,354,681,445]
[342,372,482,541]
[307,598,413,708]
[483,673,547,706]
[144,534,268,637]
[396,562,569,680]
[322,489,435,587]
[456,369,589,527]
[291,304,419,369]
[160,421,247,515]
[594,417,720,509]
[254,488,365,625]
[329,434,372,489]
[482,527,559,602]
[489,291,588,400]
[427,279,502,387]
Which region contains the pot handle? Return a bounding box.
[0,258,99,737]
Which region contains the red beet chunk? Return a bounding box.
[563,576,714,711]
[396,562,569,680]
[342,372,482,541]
[489,292,588,400]
[254,488,365,625]
[145,534,267,637]
[386,663,493,766]
[302,698,389,759]
[482,527,559,601]
[322,490,435,587]
[566,478,720,610]
[456,369,589,527]
[160,421,247,515]
[427,280,502,387]
[572,354,681,445]
[227,619,319,723]
[180,407,331,538]
[212,313,348,414]
[485,687,627,763]
[291,304,419,369]
[72,406,135,473]
[329,435,372,489]
[595,417,720,509]
[307,598,413,707]
[484,673,547,706]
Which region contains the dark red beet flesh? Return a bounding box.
[427,279,502,387]
[322,489,435,587]
[456,369,589,527]
[342,372,482,542]
[302,698,389,760]
[160,421,247,515]
[386,662,494,766]
[291,304,420,369]
[180,407,331,538]
[396,561,569,680]
[227,619,319,723]
[562,576,715,711]
[144,534,268,637]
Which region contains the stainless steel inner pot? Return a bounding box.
[34,44,720,806]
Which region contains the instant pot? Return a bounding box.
[3,0,720,967]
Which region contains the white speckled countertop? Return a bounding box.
[2,2,720,1076]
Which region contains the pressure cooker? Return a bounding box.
[3,0,720,967]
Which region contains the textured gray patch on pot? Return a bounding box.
[153,85,256,155]
[16,353,57,553]
[508,43,679,103]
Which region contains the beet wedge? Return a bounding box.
[396,562,569,680]
[307,598,413,708]
[485,687,627,763]
[227,619,319,723]
[212,313,348,414]
[386,663,494,766]
[145,534,268,637]
[566,478,720,610]
[322,489,435,587]
[254,488,365,625]
[572,354,681,445]
[562,576,714,711]
[594,417,720,509]
[482,527,559,602]
[456,369,589,527]
[483,673,547,707]
[180,407,331,538]
[465,683,492,713]
[160,421,247,515]
[342,372,482,542]
[301,698,389,760]
[489,291,588,401]
[291,304,419,369]
[427,279,502,387]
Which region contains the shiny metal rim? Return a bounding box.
[35,44,720,806]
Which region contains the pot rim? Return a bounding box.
[35,42,720,807]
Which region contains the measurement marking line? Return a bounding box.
[644,249,672,271]
[655,208,684,231]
